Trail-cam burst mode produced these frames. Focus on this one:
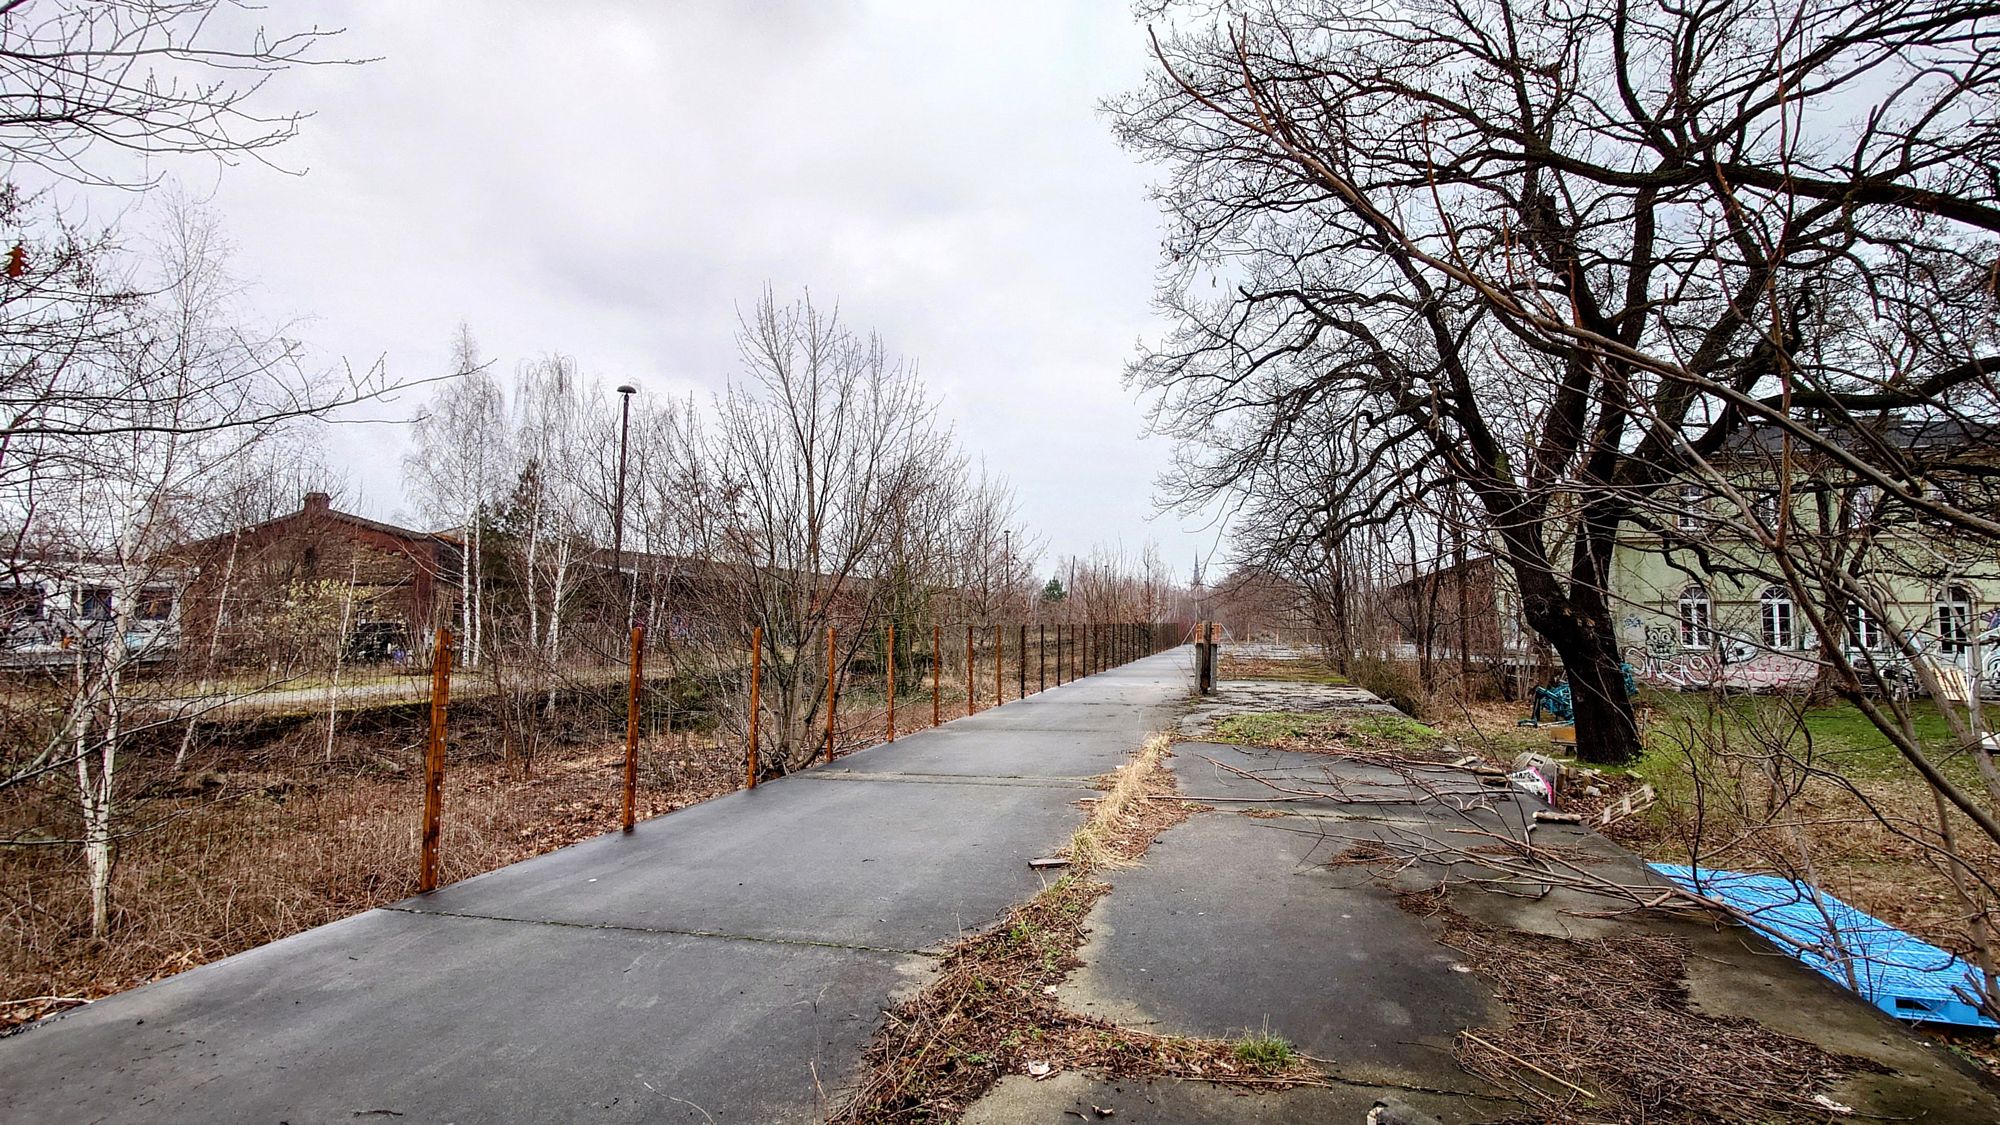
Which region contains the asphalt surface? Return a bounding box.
[0,648,1193,1124]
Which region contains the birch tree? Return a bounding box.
[404,325,507,665]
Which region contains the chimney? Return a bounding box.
[302,491,332,515]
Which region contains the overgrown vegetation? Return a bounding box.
[1217,652,1347,685]
[0,714,739,1030]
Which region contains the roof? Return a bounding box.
[1723,415,2000,458]
[180,498,462,556]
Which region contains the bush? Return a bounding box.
[1348,656,1436,721]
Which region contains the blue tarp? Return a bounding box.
[1650,863,1998,1030]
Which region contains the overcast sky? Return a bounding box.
[179,1,1221,582]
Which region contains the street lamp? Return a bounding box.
[1002,529,1011,616]
[612,384,637,620]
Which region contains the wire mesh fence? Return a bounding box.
[0,594,1175,1028]
[379,616,1177,884]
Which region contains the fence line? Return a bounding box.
[400,619,1177,892]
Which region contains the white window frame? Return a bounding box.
[1846,602,1880,650]
[1678,585,1711,649]
[1850,486,1878,527]
[1936,585,1974,657]
[1675,484,1705,531]
[1760,586,1795,649]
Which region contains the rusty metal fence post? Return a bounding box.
[418,627,451,893]
[623,625,643,832]
[933,623,941,727]
[886,621,896,742]
[825,625,838,763]
[1018,623,1026,698]
[993,624,1003,704]
[747,626,762,789]
[965,624,975,716]
[1038,624,1046,692]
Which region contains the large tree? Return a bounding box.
[1116,0,2000,762]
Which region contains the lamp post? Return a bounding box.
[1002,529,1011,618]
[612,384,637,622]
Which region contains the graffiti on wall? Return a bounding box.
[1625,618,2000,696]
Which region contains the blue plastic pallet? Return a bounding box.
[1650,863,1998,1030]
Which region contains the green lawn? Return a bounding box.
[1638,690,1980,786]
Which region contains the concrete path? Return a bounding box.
[975,733,2000,1123]
[0,650,1193,1124]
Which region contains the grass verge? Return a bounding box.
[1210,710,1443,756]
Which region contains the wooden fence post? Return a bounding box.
[825,625,838,764]
[886,621,896,742]
[418,627,451,893]
[623,625,643,832]
[747,627,762,789]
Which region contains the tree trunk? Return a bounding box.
[1527,596,1642,764]
[1508,545,1642,764]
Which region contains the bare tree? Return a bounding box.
[1116,0,2000,763]
[1,199,337,936]
[0,0,351,189]
[404,325,507,666]
[709,290,961,775]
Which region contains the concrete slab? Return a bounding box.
[955,701,1168,733]
[1170,742,1540,830]
[1057,816,1498,1092]
[826,724,1132,782]
[1442,851,2000,1121]
[409,772,1094,952]
[0,907,921,1124]
[962,1072,1516,1124]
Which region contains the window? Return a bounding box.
[1755,490,1782,529]
[1760,586,1795,649]
[0,584,44,624]
[1846,602,1880,650]
[1678,585,1711,649]
[1936,585,1974,657]
[1850,486,1878,527]
[1676,484,1705,531]
[75,586,113,622]
[136,587,173,621]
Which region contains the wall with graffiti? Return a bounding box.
[1618,612,2000,695]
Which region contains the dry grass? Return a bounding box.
[1217,653,1348,684]
[832,735,1321,1123]
[0,728,741,1030]
[1401,887,1881,1124]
